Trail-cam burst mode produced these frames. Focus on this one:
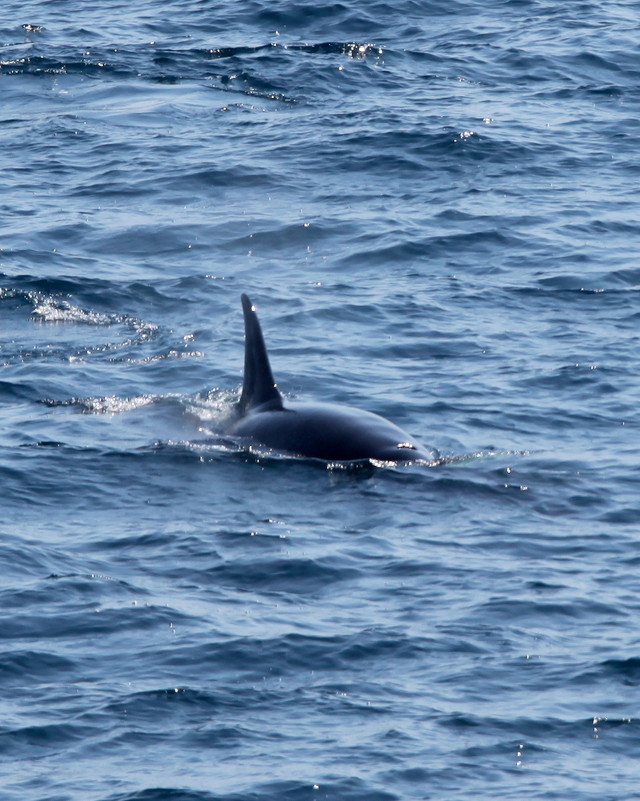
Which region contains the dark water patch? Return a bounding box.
[0,721,98,760]
[153,628,448,680]
[104,791,221,801]
[194,555,360,595]
[222,220,336,253]
[1,572,147,613]
[0,649,75,683]
[477,597,626,624]
[597,505,640,526]
[0,536,81,579]
[157,164,281,194]
[580,658,640,686]
[0,603,191,642]
[337,227,529,269]
[0,380,40,401]
[104,779,398,801]
[90,530,181,553]
[101,687,223,724]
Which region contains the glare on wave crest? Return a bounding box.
[186,387,241,428]
[43,394,161,414]
[84,394,164,414]
[32,298,113,325]
[31,296,158,338]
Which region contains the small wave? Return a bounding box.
[1,283,160,364]
[32,297,113,325]
[43,394,161,414]
[0,721,98,759]
[2,283,157,334]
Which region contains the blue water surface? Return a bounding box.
[2,1,640,799]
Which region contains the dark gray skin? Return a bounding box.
[225,294,435,463]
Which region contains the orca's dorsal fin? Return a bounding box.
[237,294,284,415]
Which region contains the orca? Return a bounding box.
[224,294,436,464]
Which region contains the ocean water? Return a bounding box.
[2,1,640,799]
